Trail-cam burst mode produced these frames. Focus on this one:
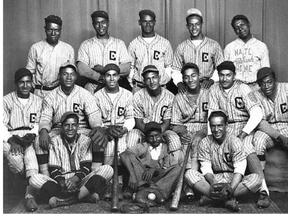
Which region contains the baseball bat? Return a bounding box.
[111,137,119,212]
[170,137,194,211]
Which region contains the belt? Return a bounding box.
[35,85,58,91]
[8,127,32,131]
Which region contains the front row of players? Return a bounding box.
[4,60,288,212]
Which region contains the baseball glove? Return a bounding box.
[120,203,149,213]
[10,133,36,147]
[134,187,165,207]
[210,183,233,201]
[89,127,110,151]
[106,125,124,139]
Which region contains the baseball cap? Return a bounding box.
[91,10,109,20]
[144,121,162,135]
[14,68,32,83]
[45,15,62,26]
[217,61,236,73]
[139,9,156,20]
[257,67,275,82]
[181,62,199,74]
[59,61,78,73]
[186,8,202,19]
[60,111,79,124]
[142,65,159,77]
[231,15,250,27]
[103,63,120,74]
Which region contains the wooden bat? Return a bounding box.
[111,137,119,212]
[170,137,194,211]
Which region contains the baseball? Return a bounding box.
[147,193,156,201]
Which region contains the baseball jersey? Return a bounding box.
[171,87,209,133]
[49,133,92,180]
[39,85,101,132]
[209,80,260,123]
[3,91,42,137]
[128,34,173,85]
[133,87,174,124]
[224,37,270,83]
[26,40,75,87]
[172,37,224,83]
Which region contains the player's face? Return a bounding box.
[93,17,109,37]
[59,67,77,89]
[219,70,235,89]
[143,72,160,91]
[16,75,33,98]
[45,22,61,46]
[186,15,203,39]
[139,15,156,36]
[210,116,227,143]
[61,117,79,141]
[146,130,162,148]
[183,68,200,90]
[259,75,276,97]
[233,19,251,41]
[104,70,120,90]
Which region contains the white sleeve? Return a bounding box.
[171,69,182,86]
[123,118,135,131]
[2,124,12,142]
[210,69,219,82]
[233,159,247,175]
[242,106,263,134]
[200,161,213,175]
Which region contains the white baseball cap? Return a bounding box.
[186,8,202,18]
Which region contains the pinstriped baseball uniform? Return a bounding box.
[3,91,41,176]
[224,37,270,84]
[253,83,288,156]
[26,40,74,97]
[77,36,132,92]
[172,37,224,81]
[94,87,134,165]
[29,133,113,189]
[185,133,261,194]
[208,80,261,155]
[128,34,173,85]
[129,87,181,152]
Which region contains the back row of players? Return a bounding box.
[4,7,287,212]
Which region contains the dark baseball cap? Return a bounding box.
[139,9,156,20]
[60,111,79,124]
[181,62,199,74]
[257,67,275,82]
[142,65,159,77]
[231,15,250,27]
[103,63,120,74]
[14,68,32,83]
[59,61,78,73]
[217,61,236,73]
[91,10,109,20]
[144,121,162,135]
[45,15,62,26]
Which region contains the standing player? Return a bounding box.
[26,15,74,98]
[3,68,43,212]
[77,10,132,93]
[172,8,224,92]
[93,63,135,199]
[128,9,174,93]
[224,15,270,90]
[35,62,102,177]
[208,61,270,208]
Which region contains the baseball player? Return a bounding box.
[252,67,288,172]
[93,63,135,199]
[26,15,75,98]
[34,62,102,177]
[77,10,132,94]
[29,112,113,208]
[185,110,262,212]
[208,61,270,208]
[129,65,182,165]
[172,8,224,93]
[3,68,43,212]
[128,9,174,94]
[224,15,270,90]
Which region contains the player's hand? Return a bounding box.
[39,129,51,151]
[177,82,187,94]
[128,174,138,190]
[65,176,79,190]
[92,65,105,75]
[58,179,66,190]
[142,168,156,182]
[9,142,23,155]
[201,79,214,89]
[180,133,192,145]
[106,125,126,138]
[237,131,248,140]
[277,134,288,150]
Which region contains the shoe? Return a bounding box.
[199,196,212,206]
[85,193,100,203]
[185,187,195,201]
[49,196,78,208]
[257,191,270,208]
[26,198,38,212]
[103,183,123,201]
[225,198,240,212]
[123,186,135,199]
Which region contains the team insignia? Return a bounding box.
[110,51,116,60]
[73,103,81,113]
[235,97,245,109]
[280,103,288,113]
[202,53,209,62]
[153,50,161,60]
[160,106,168,119]
[247,92,257,103]
[202,102,208,112]
[118,107,125,116]
[224,153,233,162]
[30,113,37,123]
